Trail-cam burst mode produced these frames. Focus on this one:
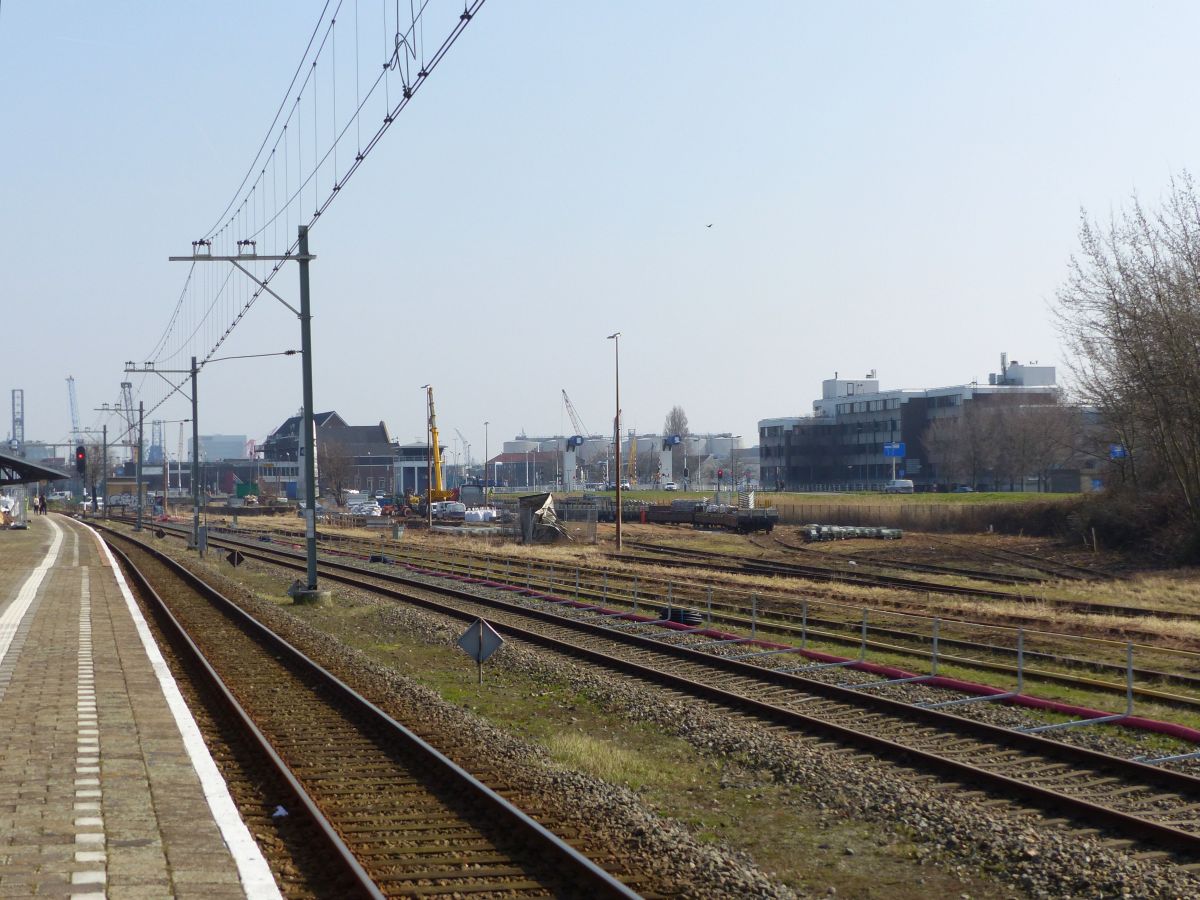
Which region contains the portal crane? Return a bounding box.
[66,376,81,445]
[562,389,591,438]
[120,381,137,462]
[178,422,186,492]
[454,428,470,472]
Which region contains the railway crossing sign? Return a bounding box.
[457,618,504,683]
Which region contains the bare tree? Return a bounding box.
[662,406,689,476]
[988,399,1079,492]
[1056,173,1200,522]
[662,406,689,438]
[922,417,966,486]
[84,440,108,507]
[922,403,1002,489]
[318,438,354,505]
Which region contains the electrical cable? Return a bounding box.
[201,0,333,239]
[137,0,486,423]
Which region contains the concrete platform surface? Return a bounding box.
[0,514,280,899]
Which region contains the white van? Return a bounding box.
[430,500,466,521]
[882,479,914,494]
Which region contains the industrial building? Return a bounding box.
[486,432,748,489]
[758,356,1087,492]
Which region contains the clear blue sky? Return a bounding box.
[2,1,1197,462]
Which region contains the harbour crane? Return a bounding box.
[66,376,81,445]
[454,428,471,473]
[120,381,137,462]
[178,422,187,492]
[561,389,591,438]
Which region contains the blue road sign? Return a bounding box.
[883,442,906,458]
[458,618,504,663]
[1109,444,1127,460]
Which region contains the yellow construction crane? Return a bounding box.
[424,385,456,504]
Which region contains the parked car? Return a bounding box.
[882,479,915,494]
[663,481,678,491]
[952,485,974,493]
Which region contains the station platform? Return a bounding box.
[0,514,279,899]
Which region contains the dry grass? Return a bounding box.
[210,514,1200,650]
[543,732,662,789]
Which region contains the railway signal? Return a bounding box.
[75,445,86,474]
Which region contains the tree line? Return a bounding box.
[1055,173,1200,534]
[921,398,1085,490]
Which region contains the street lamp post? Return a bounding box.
[421,385,433,529]
[607,331,622,552]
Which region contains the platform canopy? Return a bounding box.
[0,450,70,486]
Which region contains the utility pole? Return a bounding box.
[297,226,320,593]
[607,332,622,552]
[135,402,144,532]
[191,357,201,552]
[101,425,108,520]
[423,387,433,529]
[170,231,323,600]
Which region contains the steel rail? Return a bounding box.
[622,540,1200,624]
[762,533,1057,585]
[105,539,383,899]
[142,520,1200,706]
[109,524,1200,858]
[103,529,641,900]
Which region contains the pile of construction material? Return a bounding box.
[799,524,902,542]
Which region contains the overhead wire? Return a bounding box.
[201,0,333,239]
[136,0,486,421]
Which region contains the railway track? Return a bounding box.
[102,529,640,899]
[620,540,1038,601]
[136,520,1200,710]
[930,534,1117,583]
[105,522,1200,863]
[622,539,1200,626]
[762,532,1059,586]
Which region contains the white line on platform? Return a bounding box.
[84,522,283,900]
[0,517,62,667]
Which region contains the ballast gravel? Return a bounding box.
[185,548,1200,899]
[335,568,1200,900]
[184,556,796,899]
